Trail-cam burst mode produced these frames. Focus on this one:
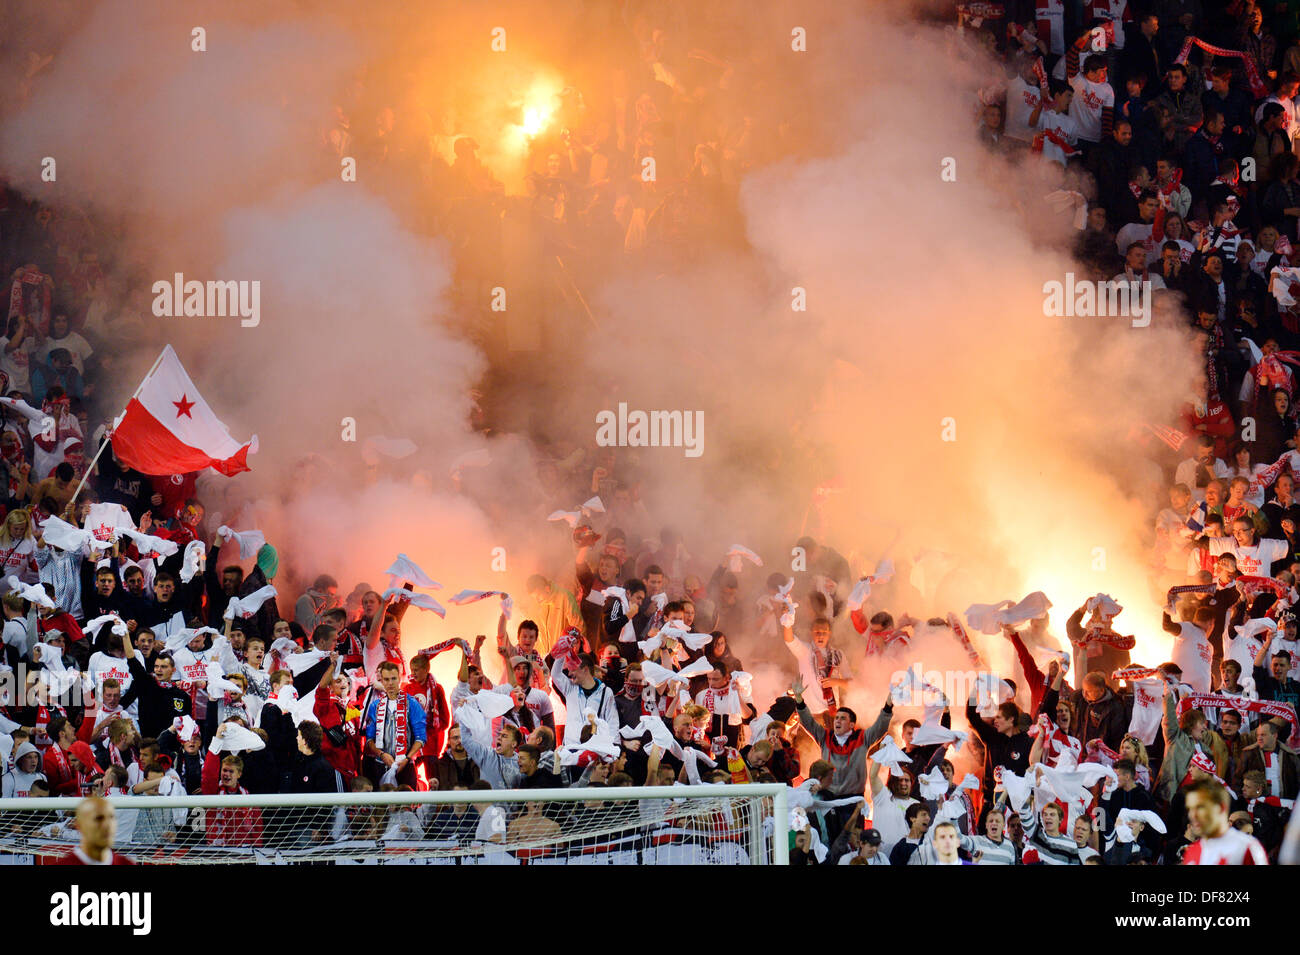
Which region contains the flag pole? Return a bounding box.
[68,346,169,507]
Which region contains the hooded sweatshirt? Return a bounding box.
[2,741,47,796]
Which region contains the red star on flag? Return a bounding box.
[173,394,195,418]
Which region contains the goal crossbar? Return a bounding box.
[0,783,790,866]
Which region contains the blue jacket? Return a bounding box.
[364,694,427,755]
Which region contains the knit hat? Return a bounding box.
[256,543,279,580]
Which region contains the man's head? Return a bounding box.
[94,567,116,596]
[1218,708,1241,738]
[1242,769,1268,800]
[644,565,665,597]
[810,616,832,648]
[575,653,599,688]
[1271,650,1291,683]
[1112,118,1132,146]
[1125,241,1147,271]
[1204,109,1226,138]
[152,572,175,603]
[1181,708,1207,742]
[297,722,323,756]
[495,723,521,757]
[409,654,429,682]
[1166,64,1187,91]
[100,679,121,709]
[991,701,1020,734]
[153,652,175,682]
[905,802,931,836]
[707,662,729,691]
[1185,778,1230,838]
[1040,802,1064,835]
[832,707,857,736]
[516,743,540,775]
[75,797,117,854]
[378,661,401,697]
[1256,719,1280,751]
[1082,671,1108,703]
[221,566,243,597]
[311,623,337,652]
[219,755,243,790]
[447,724,465,755]
[516,620,539,654]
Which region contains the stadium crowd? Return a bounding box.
[4,0,1300,865]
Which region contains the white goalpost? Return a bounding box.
[0,784,790,866]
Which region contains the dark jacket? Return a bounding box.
[290,750,341,793]
[121,654,192,738]
[1183,127,1225,204]
[1071,687,1129,752]
[520,768,564,789]
[966,702,1032,805]
[434,752,480,791]
[1236,742,1300,799]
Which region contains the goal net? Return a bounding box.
[0,784,790,865]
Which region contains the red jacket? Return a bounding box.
[401,676,449,758]
[201,750,263,847]
[42,744,79,797]
[39,611,86,644]
[1180,400,1236,460]
[313,684,360,783]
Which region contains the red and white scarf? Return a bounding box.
[1178,692,1300,747]
[47,740,71,780]
[7,267,51,329]
[1176,37,1267,98]
[373,693,409,755]
[1029,714,1081,767]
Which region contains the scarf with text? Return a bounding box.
[373,693,409,755]
[1175,37,1268,98]
[1178,692,1300,747]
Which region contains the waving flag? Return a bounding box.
[111,345,258,476]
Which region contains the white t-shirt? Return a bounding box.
[1006,78,1045,143]
[1069,74,1114,143]
[0,337,37,395]
[1036,110,1080,167]
[871,792,916,854]
[1170,622,1214,694]
[1183,828,1269,865]
[1038,0,1066,55]
[87,652,134,699]
[1088,0,1129,49]
[1208,537,1290,577]
[1115,221,1157,256]
[38,332,93,375]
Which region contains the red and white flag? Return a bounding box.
[111,345,257,476]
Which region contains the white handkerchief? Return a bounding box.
[213,724,266,753]
[121,528,179,558]
[225,584,279,620]
[218,526,266,559]
[384,553,442,589]
[382,587,446,618]
[180,540,205,583]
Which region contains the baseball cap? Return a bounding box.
[862,827,882,846]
